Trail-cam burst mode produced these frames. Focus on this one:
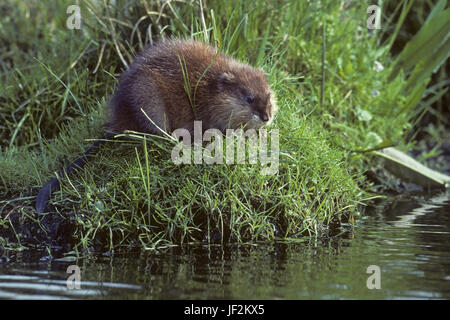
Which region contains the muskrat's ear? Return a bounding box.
[217,72,235,89]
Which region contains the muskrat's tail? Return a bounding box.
[35,133,114,214]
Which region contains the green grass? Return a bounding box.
[0,0,447,251]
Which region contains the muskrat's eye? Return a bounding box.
[246,95,255,105]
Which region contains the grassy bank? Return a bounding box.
[0,0,446,252]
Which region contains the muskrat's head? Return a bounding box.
[211,65,277,131]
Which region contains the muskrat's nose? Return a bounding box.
[260,113,269,122]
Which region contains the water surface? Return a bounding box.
[0,191,449,299]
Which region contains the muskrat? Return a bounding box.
[35,39,277,214]
[105,39,277,134]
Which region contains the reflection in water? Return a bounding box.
[0,191,449,299]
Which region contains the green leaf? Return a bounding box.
[390,7,450,78]
[405,37,450,92]
[374,147,450,189]
[396,75,430,118]
[424,0,448,25]
[352,139,396,153]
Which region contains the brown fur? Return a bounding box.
[105,39,277,135]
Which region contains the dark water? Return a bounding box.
[0,191,449,300]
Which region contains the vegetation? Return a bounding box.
[0,0,448,252]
